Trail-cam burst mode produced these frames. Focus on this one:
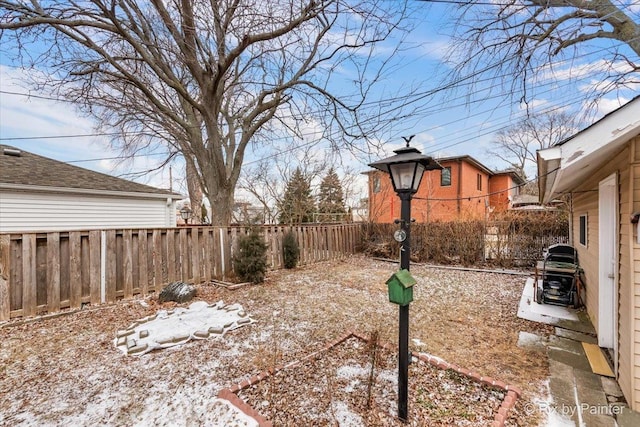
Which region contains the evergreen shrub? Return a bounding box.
[282,230,299,269]
[233,229,268,283]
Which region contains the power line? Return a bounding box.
[411,166,561,203]
[0,63,607,147]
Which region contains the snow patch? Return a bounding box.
[517,331,548,352]
[114,300,254,356]
[517,278,578,324]
[331,401,364,427]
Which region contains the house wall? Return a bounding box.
[569,143,637,409]
[489,175,514,211]
[368,159,495,223]
[629,137,640,410]
[0,190,178,232]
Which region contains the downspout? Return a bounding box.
[628,141,636,405]
[568,194,574,246]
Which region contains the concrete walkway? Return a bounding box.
[518,279,640,426]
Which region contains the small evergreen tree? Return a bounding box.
[318,167,346,221]
[279,167,315,224]
[282,230,300,269]
[233,229,268,283]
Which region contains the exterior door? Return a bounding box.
[598,173,617,351]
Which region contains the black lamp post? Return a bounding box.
[368,142,442,422]
[180,206,192,225]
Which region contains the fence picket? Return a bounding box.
[0,235,10,321]
[22,234,36,316]
[46,233,61,313]
[138,230,148,295]
[201,228,210,281]
[1,224,363,319]
[166,229,176,283]
[69,232,83,309]
[152,230,162,292]
[105,230,117,302]
[89,231,101,304]
[123,230,133,299]
[191,227,200,283]
[179,228,188,281]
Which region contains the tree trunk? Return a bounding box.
[185,160,203,224]
[207,186,234,226]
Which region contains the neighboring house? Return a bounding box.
[509,194,561,211]
[232,200,266,225]
[537,96,640,412]
[0,145,183,232]
[351,199,369,223]
[367,155,524,223]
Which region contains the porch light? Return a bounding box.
[368,144,441,193]
[368,141,441,423]
[180,206,192,224]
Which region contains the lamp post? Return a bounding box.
[180,206,192,225]
[368,142,442,422]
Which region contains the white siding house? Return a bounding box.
[0,145,183,232]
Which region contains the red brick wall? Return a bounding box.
[368,159,496,223]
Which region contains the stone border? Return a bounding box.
[216,330,521,427]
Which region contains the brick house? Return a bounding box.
[367,155,524,223]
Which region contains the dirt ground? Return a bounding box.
[0,255,553,426]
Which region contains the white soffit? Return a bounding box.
[539,98,640,201]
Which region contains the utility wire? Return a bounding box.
[411,166,561,203]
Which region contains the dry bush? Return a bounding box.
[360,210,569,268]
[487,210,569,267]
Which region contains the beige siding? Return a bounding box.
[631,137,640,409]
[0,191,177,232]
[572,190,599,320]
[571,143,638,407]
[619,149,632,407]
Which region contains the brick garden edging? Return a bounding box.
[216,330,522,427]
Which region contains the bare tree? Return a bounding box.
[490,110,578,179]
[0,0,417,225]
[238,144,327,223]
[437,0,640,106]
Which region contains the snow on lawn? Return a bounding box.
[114,301,254,356]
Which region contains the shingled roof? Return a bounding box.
[0,145,182,198]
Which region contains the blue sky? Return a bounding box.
[1,1,638,205]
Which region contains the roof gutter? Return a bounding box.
[537,146,562,204]
[0,183,184,200]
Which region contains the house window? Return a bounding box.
[441,167,451,187]
[477,173,482,191]
[373,176,381,193]
[579,214,588,247]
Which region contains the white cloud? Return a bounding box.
[537,58,636,84]
[588,96,631,118]
[0,65,178,191]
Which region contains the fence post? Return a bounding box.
[152,229,162,291]
[47,232,61,313]
[123,229,133,299]
[138,229,148,296]
[105,230,117,302]
[219,227,226,277]
[69,232,83,309]
[191,227,200,283]
[89,231,101,305]
[0,235,10,321]
[22,234,36,317]
[100,231,107,303]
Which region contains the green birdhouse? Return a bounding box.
[386,269,416,306]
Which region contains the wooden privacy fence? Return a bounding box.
[0,224,362,320]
